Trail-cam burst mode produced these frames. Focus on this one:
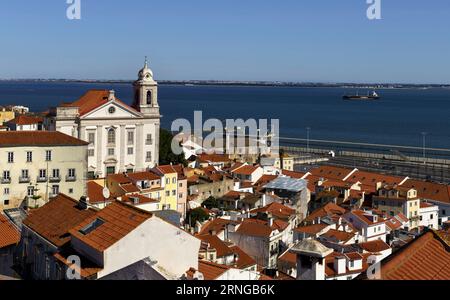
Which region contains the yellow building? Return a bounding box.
[151,165,182,211]
[372,186,420,229]
[0,110,15,125]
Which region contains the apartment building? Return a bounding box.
[0,131,88,211]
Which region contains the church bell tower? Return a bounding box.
[133,57,160,117]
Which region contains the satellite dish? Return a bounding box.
[102,187,110,199]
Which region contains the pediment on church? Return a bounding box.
[81,100,143,120]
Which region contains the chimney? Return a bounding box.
[108,90,115,101]
[78,196,89,210]
[334,256,347,275]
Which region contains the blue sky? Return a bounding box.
[0,0,449,83]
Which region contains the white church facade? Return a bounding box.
[50,60,161,178]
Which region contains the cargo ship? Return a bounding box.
[343,91,380,100]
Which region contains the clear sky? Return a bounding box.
[0,0,449,83]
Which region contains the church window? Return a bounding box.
[147,91,152,105]
[127,131,134,145]
[108,128,116,144]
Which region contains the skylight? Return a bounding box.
[79,218,105,235]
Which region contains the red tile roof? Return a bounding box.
[310,166,353,181]
[282,170,307,179]
[87,181,113,204]
[198,154,231,163]
[359,240,391,253]
[198,260,230,280]
[127,172,161,182]
[402,179,450,204]
[7,115,43,125]
[198,218,239,236]
[305,202,346,223]
[251,202,296,220]
[295,223,329,235]
[0,131,89,147]
[69,201,152,252]
[198,234,233,257]
[0,214,20,248]
[65,90,139,117]
[278,250,297,266]
[380,231,450,280]
[254,175,278,186]
[121,194,159,205]
[321,229,355,243]
[236,219,287,237]
[229,245,257,269]
[23,194,97,247]
[232,165,260,176]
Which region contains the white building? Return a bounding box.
[0,131,88,210]
[51,60,160,178]
[419,201,439,230]
[343,210,387,243]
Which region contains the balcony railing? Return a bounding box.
[19,177,31,184]
[37,176,48,183]
[49,176,61,183]
[1,178,11,184]
[66,175,77,182]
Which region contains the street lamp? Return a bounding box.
[421,132,427,165]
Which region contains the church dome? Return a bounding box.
[138,57,153,80]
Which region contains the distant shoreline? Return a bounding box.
[0,79,449,89]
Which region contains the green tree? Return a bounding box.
[187,207,209,227]
[159,128,188,166]
[202,196,219,210]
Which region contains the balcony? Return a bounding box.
[36,176,48,183]
[19,177,30,184]
[66,175,77,182]
[49,176,61,183]
[1,178,11,184]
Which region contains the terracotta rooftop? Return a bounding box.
[63,90,139,117]
[232,165,260,176]
[251,202,296,220]
[6,115,43,126]
[254,175,278,187]
[198,218,240,236]
[282,170,307,179]
[320,229,355,243]
[87,181,113,204]
[198,234,234,257]
[229,245,257,269]
[198,260,230,280]
[309,166,354,181]
[0,131,89,147]
[23,194,97,247]
[69,201,152,252]
[278,250,297,266]
[295,223,329,235]
[402,179,450,204]
[380,231,450,280]
[236,219,287,238]
[359,240,391,253]
[305,202,346,223]
[127,171,161,182]
[0,214,20,248]
[121,194,159,205]
[198,154,230,163]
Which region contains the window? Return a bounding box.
[172,190,176,196]
[146,134,153,145]
[27,186,35,197]
[430,214,434,219]
[79,218,105,235]
[3,171,10,180]
[127,131,134,145]
[45,256,50,280]
[88,149,95,157]
[108,148,115,156]
[172,178,176,184]
[69,188,74,194]
[127,147,134,155]
[26,151,33,162]
[107,128,116,144]
[166,178,170,184]
[146,151,152,162]
[68,169,76,178]
[108,106,116,114]
[52,185,59,196]
[4,188,9,195]
[179,193,183,199]
[4,199,9,206]
[88,133,95,145]
[165,191,170,197]
[7,152,14,163]
[52,169,60,179]
[22,169,29,179]
[39,169,47,179]
[45,150,52,162]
